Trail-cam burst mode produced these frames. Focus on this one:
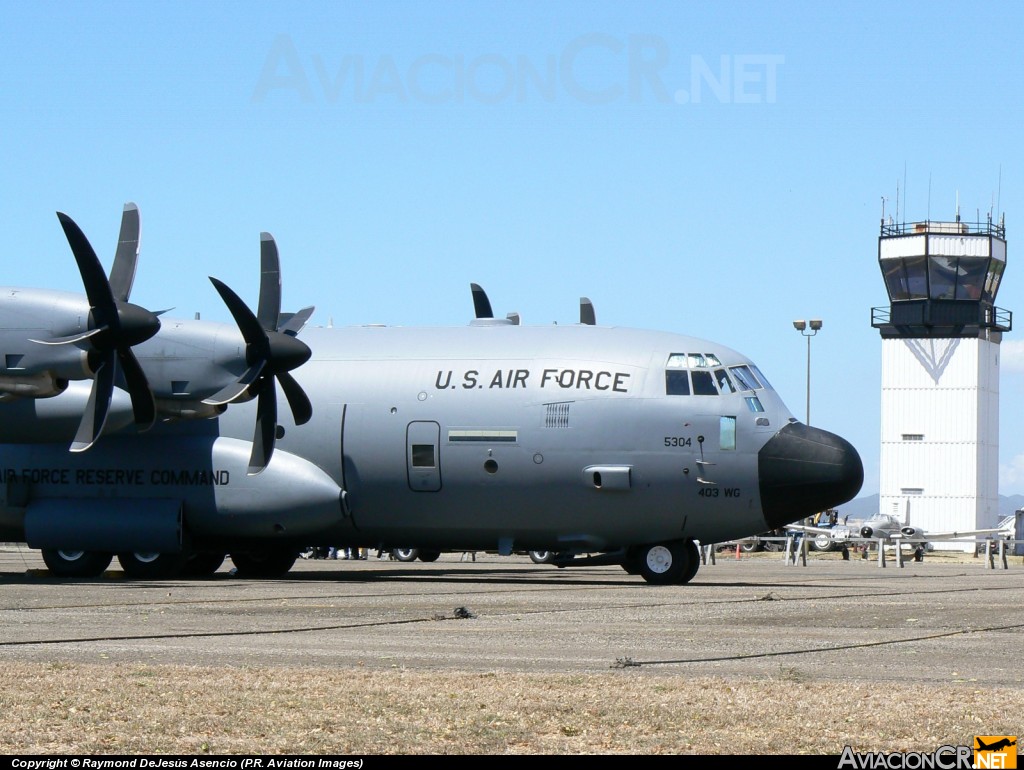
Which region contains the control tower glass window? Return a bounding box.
[983,258,1005,303]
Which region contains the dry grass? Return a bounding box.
[1,662,1017,755]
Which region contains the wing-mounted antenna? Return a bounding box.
[579,297,596,326]
[35,204,160,452]
[203,232,313,475]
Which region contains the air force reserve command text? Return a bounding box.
[10,760,364,769]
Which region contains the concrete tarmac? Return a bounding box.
[1,545,1022,688]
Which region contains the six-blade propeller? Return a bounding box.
[33,205,160,452]
[204,232,313,474]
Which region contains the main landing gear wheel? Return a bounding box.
[677,540,700,584]
[529,550,554,564]
[633,541,689,585]
[417,549,441,562]
[181,552,226,578]
[391,548,419,562]
[41,549,113,578]
[117,551,186,580]
[229,550,298,578]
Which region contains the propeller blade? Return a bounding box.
[248,378,278,475]
[580,297,596,326]
[209,277,266,348]
[203,360,266,406]
[117,347,156,429]
[56,212,117,323]
[71,354,115,452]
[108,202,140,302]
[277,370,312,425]
[257,233,281,332]
[30,327,105,346]
[278,305,315,337]
[471,283,493,319]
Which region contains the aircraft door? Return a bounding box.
[406,421,441,492]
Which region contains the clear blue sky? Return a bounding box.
[3,1,1023,498]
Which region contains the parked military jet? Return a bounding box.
[0,204,864,584]
[786,510,1011,550]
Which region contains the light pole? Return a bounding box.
[792,319,822,425]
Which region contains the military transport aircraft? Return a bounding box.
[0,203,864,584]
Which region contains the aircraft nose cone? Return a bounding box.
[758,422,863,530]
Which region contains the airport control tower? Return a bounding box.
[872,211,1010,551]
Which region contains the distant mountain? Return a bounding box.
[840,494,1024,523]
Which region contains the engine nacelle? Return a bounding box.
[860,525,875,539]
[0,373,69,399]
[0,381,135,443]
[900,526,923,538]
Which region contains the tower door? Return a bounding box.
[406,421,441,492]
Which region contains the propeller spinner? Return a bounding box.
[34,205,160,452]
[203,232,313,475]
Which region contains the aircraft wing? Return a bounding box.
[915,526,1014,541]
[784,524,836,535]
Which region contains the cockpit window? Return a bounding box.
[666,354,748,396]
[665,370,690,395]
[749,364,773,390]
[714,369,735,394]
[665,354,689,395]
[691,370,717,395]
[729,365,761,391]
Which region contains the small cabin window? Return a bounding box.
[719,416,736,450]
[411,444,436,468]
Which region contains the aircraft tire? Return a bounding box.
[739,540,763,554]
[622,551,643,574]
[181,552,226,578]
[41,549,113,579]
[417,549,442,562]
[676,540,700,584]
[635,541,686,585]
[229,550,298,578]
[117,551,186,580]
[811,534,835,552]
[391,548,419,562]
[528,550,554,564]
